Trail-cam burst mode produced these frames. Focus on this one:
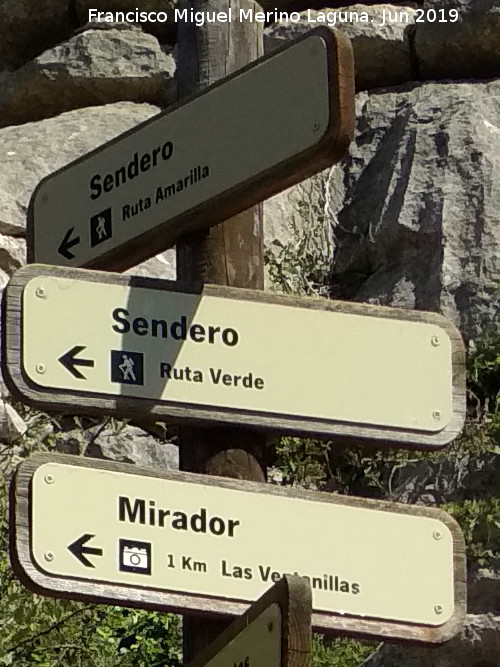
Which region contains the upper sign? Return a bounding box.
[11,454,465,643]
[2,264,466,448]
[186,575,311,667]
[27,27,354,271]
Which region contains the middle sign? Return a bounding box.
[2,264,465,448]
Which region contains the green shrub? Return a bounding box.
[444,498,500,565]
[0,414,182,667]
[467,331,500,442]
[312,635,377,667]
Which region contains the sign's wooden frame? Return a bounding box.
[185,575,312,667]
[10,453,466,644]
[2,264,466,449]
[27,26,354,272]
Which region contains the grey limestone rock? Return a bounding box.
[74,0,177,42]
[0,27,176,128]
[0,102,161,236]
[48,423,178,469]
[0,402,27,444]
[124,250,176,281]
[84,424,179,470]
[327,80,500,341]
[0,0,72,70]
[468,560,500,615]
[0,234,25,282]
[415,0,500,81]
[265,4,417,90]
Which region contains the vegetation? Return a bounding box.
[0,413,182,666]
[265,177,333,297]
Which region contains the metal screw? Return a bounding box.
[44,552,54,562]
[431,336,440,347]
[44,474,54,485]
[432,410,441,420]
[434,605,443,615]
[35,286,46,299]
[268,622,274,632]
[312,122,320,132]
[36,363,46,374]
[433,530,442,540]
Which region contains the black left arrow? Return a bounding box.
[58,346,95,379]
[58,227,80,260]
[68,534,103,568]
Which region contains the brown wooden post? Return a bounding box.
[175,0,266,658]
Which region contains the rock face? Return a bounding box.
[0,102,160,236]
[0,0,72,70]
[75,0,177,41]
[468,561,500,615]
[415,0,500,80]
[0,26,176,127]
[0,401,26,443]
[327,80,500,341]
[0,235,25,291]
[265,4,417,90]
[84,424,179,469]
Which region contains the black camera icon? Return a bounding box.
[119,539,152,575]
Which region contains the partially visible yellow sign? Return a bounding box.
[21,273,454,434]
[30,460,456,627]
[200,603,281,667]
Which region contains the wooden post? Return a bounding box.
[175,0,266,659]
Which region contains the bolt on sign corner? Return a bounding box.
[27,26,354,272]
[2,264,466,448]
[11,454,466,644]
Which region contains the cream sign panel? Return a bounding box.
[27,28,348,271]
[21,274,453,433]
[197,603,282,667]
[30,461,456,627]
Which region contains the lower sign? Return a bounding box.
[3,264,465,448]
[186,575,312,667]
[11,454,465,643]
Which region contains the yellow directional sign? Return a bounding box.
[195,603,282,667]
[11,455,465,643]
[27,27,354,271]
[186,576,312,667]
[2,265,466,448]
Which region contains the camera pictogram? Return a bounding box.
[118,539,152,575]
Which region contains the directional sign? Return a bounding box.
[27,27,354,271]
[2,264,465,448]
[186,575,311,667]
[11,454,465,643]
